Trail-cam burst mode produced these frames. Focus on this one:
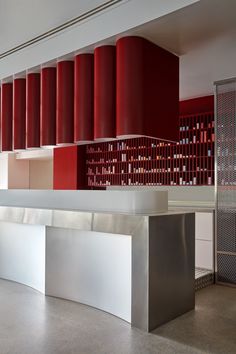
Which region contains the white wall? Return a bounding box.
[29,160,53,190]
[8,154,30,189]
[0,153,53,190]
[180,32,236,99]
[0,154,9,189]
[0,153,30,189]
[195,212,214,270]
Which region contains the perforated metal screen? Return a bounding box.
[215,79,236,285]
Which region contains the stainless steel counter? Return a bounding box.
[0,205,192,229]
[0,202,195,332]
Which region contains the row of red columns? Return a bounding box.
[0,46,116,151]
[0,36,179,152]
[55,46,117,144]
[1,74,41,151]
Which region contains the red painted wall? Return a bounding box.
[179,95,214,115]
[53,145,86,190]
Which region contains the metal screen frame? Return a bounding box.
[215,77,236,286]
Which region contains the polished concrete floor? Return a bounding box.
[0,279,235,354]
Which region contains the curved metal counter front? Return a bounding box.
[0,206,195,332]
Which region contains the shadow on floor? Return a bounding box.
[152,285,236,354]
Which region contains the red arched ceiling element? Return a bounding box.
[26,73,40,148]
[56,61,74,145]
[74,53,94,143]
[116,36,179,141]
[13,78,26,150]
[1,83,13,152]
[40,67,56,147]
[94,45,116,140]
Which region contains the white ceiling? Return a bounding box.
[0,0,106,53]
[0,0,197,80]
[124,0,236,99]
[127,0,236,55]
[1,0,236,99]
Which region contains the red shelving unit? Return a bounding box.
[85,111,214,188]
[179,111,214,185]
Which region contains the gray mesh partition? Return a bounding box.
[215,78,236,286]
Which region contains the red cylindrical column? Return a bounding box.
[13,78,26,150]
[116,37,144,137]
[74,54,94,143]
[1,83,13,151]
[94,45,116,140]
[26,73,40,148]
[116,36,179,141]
[40,67,56,147]
[56,61,74,145]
